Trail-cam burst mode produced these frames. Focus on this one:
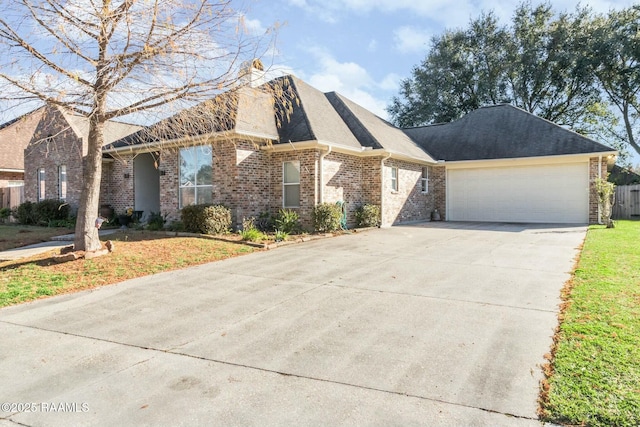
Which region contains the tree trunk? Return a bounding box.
[73,116,105,252]
[622,101,640,157]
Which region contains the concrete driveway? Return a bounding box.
[0,222,585,426]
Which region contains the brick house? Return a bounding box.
[23,105,141,210]
[21,72,616,228]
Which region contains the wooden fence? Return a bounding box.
[0,185,24,210]
[612,184,640,220]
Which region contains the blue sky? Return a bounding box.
[246,0,639,122]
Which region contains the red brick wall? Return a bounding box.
[268,149,318,230]
[381,159,435,226]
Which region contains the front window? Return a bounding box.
[283,161,300,207]
[421,167,429,193]
[37,168,45,201]
[179,146,213,207]
[58,165,67,201]
[391,167,398,192]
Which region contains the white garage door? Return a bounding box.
[447,163,589,223]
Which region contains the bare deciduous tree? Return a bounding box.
[0,0,279,251]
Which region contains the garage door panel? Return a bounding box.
[447,163,589,223]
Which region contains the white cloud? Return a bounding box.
[242,16,266,35]
[393,26,431,54]
[379,73,401,91]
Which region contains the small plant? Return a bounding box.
[355,204,381,228]
[255,211,273,232]
[146,212,166,231]
[312,203,342,232]
[242,216,256,232]
[274,229,289,242]
[274,209,300,234]
[240,227,266,242]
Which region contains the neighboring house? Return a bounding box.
[23,105,141,211]
[22,70,617,228]
[0,108,44,187]
[0,108,45,209]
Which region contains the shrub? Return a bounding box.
[146,212,166,231]
[15,201,37,225]
[240,227,266,242]
[33,199,70,226]
[181,204,231,235]
[274,209,300,234]
[167,220,185,232]
[312,203,342,232]
[0,207,10,223]
[355,204,381,228]
[274,229,289,242]
[255,211,273,232]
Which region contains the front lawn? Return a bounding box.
[541,220,640,426]
[0,231,257,308]
[0,224,73,251]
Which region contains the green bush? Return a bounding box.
[167,220,185,232]
[181,204,231,235]
[15,201,37,225]
[33,199,70,226]
[255,211,273,232]
[146,212,166,231]
[0,207,10,223]
[274,209,300,234]
[355,204,381,228]
[240,227,266,242]
[312,203,342,232]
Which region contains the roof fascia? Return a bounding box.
[444,151,618,169]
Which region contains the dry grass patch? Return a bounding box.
[0,225,73,251]
[0,230,258,307]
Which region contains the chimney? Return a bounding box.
[238,58,266,88]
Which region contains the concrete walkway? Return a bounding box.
[0,222,582,426]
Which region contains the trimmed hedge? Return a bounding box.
[312,203,342,232]
[14,200,70,226]
[355,204,381,228]
[181,204,231,235]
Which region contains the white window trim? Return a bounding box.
[37,168,45,201]
[58,165,67,201]
[390,166,398,192]
[283,160,300,208]
[179,145,213,208]
[421,167,429,194]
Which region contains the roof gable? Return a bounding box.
[404,104,615,161]
[0,108,45,170]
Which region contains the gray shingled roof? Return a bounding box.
[271,76,363,150]
[404,104,615,161]
[105,86,276,150]
[327,92,435,162]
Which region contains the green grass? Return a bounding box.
[541,220,640,427]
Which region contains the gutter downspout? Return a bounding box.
[380,152,392,227]
[319,145,332,204]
